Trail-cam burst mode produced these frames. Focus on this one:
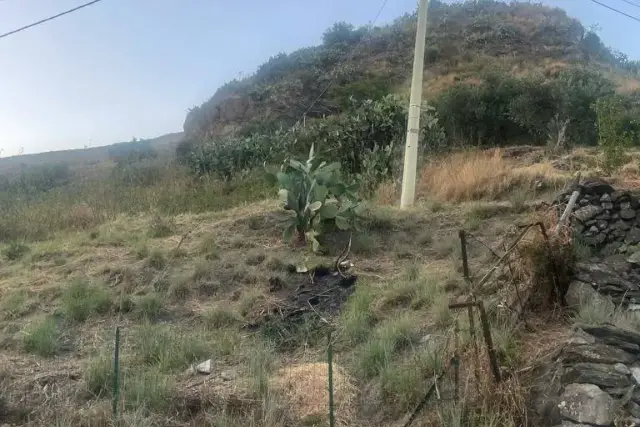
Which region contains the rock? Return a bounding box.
[579,198,589,206]
[622,209,638,220]
[628,401,640,418]
[601,193,612,202]
[631,367,640,384]
[220,370,237,381]
[562,344,635,365]
[627,228,640,245]
[562,362,631,389]
[582,180,615,196]
[602,202,614,211]
[195,359,212,375]
[588,225,599,234]
[565,281,600,308]
[577,324,640,354]
[602,242,622,256]
[575,205,604,222]
[613,220,632,231]
[584,233,607,246]
[615,363,632,375]
[558,383,615,425]
[628,252,640,266]
[568,328,597,346]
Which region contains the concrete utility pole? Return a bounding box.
[400,0,429,209]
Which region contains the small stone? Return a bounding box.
[195,359,212,375]
[629,252,640,266]
[622,209,637,220]
[622,201,633,210]
[582,179,615,196]
[558,383,615,425]
[589,226,599,234]
[579,198,589,206]
[602,202,614,210]
[601,193,612,202]
[597,220,608,230]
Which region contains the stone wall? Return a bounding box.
[556,179,640,257]
[531,181,640,426]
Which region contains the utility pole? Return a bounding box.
[400,0,429,209]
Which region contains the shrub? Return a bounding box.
[2,241,29,261]
[23,317,61,357]
[61,280,112,322]
[594,95,633,173]
[266,145,364,252]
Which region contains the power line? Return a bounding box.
[588,0,640,23]
[618,0,640,9]
[0,0,105,40]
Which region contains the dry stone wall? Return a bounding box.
[532,180,640,426]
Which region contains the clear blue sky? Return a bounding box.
[0,0,639,156]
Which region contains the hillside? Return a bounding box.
[0,132,184,177]
[182,0,640,143]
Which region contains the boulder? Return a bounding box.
[558,383,615,426]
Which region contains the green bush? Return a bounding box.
[595,95,633,173]
[61,280,112,322]
[267,145,363,252]
[2,241,29,261]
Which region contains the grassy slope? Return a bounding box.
[0,149,595,426]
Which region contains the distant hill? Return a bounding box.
[182,0,640,143]
[0,132,184,176]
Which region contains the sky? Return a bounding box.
[0,0,640,157]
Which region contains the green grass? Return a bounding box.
[2,240,29,261]
[379,342,446,414]
[2,290,29,319]
[379,267,443,311]
[134,243,150,260]
[23,317,62,357]
[247,339,276,397]
[123,370,173,412]
[204,305,241,329]
[134,293,165,320]
[134,324,210,373]
[238,288,266,317]
[338,288,377,345]
[61,279,112,322]
[147,250,166,270]
[353,314,421,379]
[85,351,114,397]
[148,215,174,238]
[573,293,616,325]
[199,234,221,260]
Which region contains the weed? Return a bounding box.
[379,342,445,414]
[338,289,377,344]
[23,317,61,357]
[85,351,113,397]
[2,241,29,261]
[247,339,275,397]
[135,324,210,373]
[168,278,191,301]
[431,293,454,327]
[573,235,592,261]
[265,256,287,271]
[354,314,420,379]
[2,290,29,319]
[199,235,220,260]
[134,293,165,320]
[508,188,530,213]
[246,250,266,266]
[573,293,616,325]
[147,250,166,270]
[61,279,112,322]
[148,214,174,238]
[192,259,213,282]
[123,369,172,412]
[433,234,458,259]
[204,305,241,329]
[134,244,149,260]
[239,288,266,317]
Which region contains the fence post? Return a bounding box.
[327,329,335,427]
[458,230,470,282]
[454,319,460,401]
[477,301,502,384]
[113,326,121,418]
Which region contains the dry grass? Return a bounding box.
[271,362,356,426]
[417,149,568,203]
